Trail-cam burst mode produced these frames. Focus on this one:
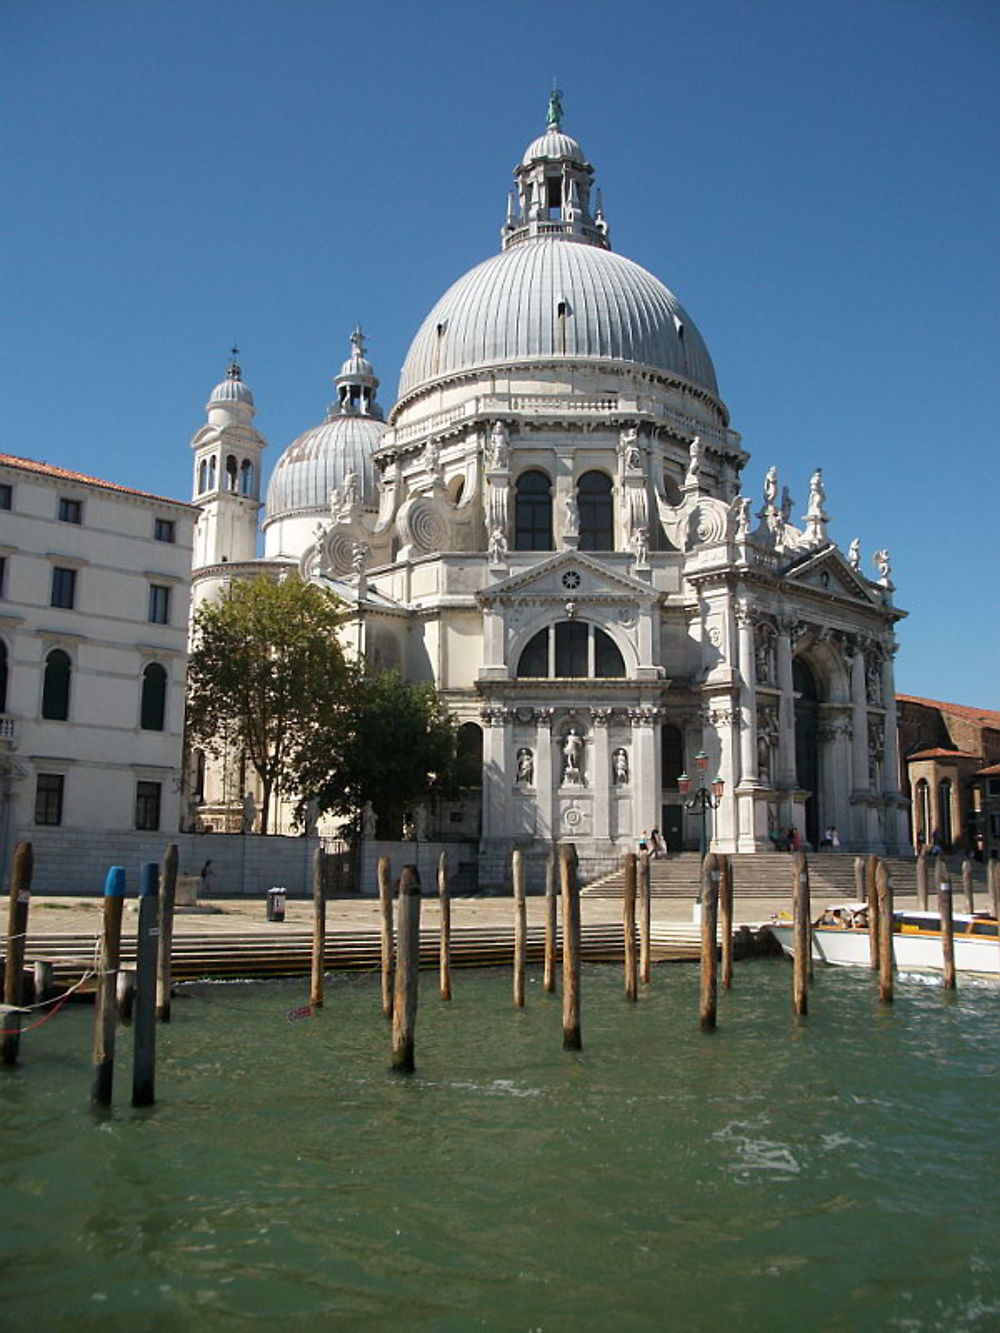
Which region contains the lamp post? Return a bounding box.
[678,750,725,861]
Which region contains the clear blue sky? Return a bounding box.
[3,0,997,706]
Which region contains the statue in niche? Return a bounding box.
[516,747,534,784]
[754,629,773,684]
[562,727,584,785]
[361,801,377,840]
[563,492,579,539]
[757,735,772,785]
[763,466,778,508]
[629,523,649,565]
[424,439,441,479]
[619,427,641,472]
[488,524,508,564]
[865,655,883,705]
[488,421,509,469]
[612,748,629,785]
[807,468,826,517]
[848,538,861,569]
[685,436,702,485]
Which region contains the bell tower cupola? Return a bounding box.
[331,326,384,420]
[190,350,268,570]
[501,91,610,251]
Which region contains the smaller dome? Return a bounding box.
[339,350,375,381]
[264,414,388,522]
[207,357,254,408]
[521,130,585,166]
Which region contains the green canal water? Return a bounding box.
[2,959,998,1332]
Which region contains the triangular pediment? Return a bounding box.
[781,546,881,606]
[478,550,659,604]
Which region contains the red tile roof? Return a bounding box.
[0,453,194,509]
[978,763,1000,777]
[907,747,979,762]
[897,694,1000,730]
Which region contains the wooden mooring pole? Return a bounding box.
[792,851,810,1017]
[916,849,929,911]
[512,850,526,1008]
[377,856,393,1020]
[156,843,178,1022]
[438,851,451,1002]
[876,860,894,1004]
[560,843,581,1051]
[543,850,557,994]
[699,853,720,1030]
[91,865,126,1106]
[962,858,975,915]
[936,856,956,991]
[310,845,326,1009]
[854,855,866,907]
[2,842,33,1066]
[638,850,651,985]
[623,852,638,1002]
[719,853,734,991]
[866,854,880,971]
[392,865,421,1073]
[990,858,1000,924]
[132,862,159,1108]
[116,967,136,1022]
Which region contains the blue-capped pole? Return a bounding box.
[104,866,126,897]
[132,863,159,1106]
[138,862,159,898]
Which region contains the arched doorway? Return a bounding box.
[793,658,820,849]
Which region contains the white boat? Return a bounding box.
[768,903,1000,978]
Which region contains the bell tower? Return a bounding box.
[190,351,267,570]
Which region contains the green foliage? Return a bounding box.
[186,575,349,833]
[293,667,459,833]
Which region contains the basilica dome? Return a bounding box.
[396,238,718,404]
[264,329,387,524]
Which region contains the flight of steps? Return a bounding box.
[582,853,988,904]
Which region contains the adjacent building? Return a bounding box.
[0,453,196,880]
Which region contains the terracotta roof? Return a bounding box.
[896,694,1000,730]
[0,453,195,509]
[907,747,978,762]
[977,763,1000,777]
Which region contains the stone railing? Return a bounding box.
[0,716,15,744]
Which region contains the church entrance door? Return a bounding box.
[661,803,683,852]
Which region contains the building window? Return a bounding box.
[198,460,208,493]
[226,455,238,492]
[988,778,1000,798]
[0,554,6,597]
[135,780,162,831]
[938,779,953,848]
[661,725,684,788]
[41,648,71,720]
[154,517,176,543]
[240,460,253,495]
[0,483,11,510]
[516,621,626,679]
[148,584,171,625]
[50,566,76,609]
[514,470,553,550]
[58,497,82,524]
[35,773,64,826]
[140,662,167,731]
[577,471,614,551]
[0,640,7,713]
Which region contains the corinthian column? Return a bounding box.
[776,620,797,787]
[848,642,869,792]
[535,709,554,839]
[736,606,758,786]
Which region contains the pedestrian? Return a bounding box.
[649,828,666,858]
[930,828,943,856]
[638,831,649,854]
[829,826,840,850]
[199,859,214,897]
[787,826,800,853]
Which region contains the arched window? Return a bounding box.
[577,471,613,551]
[0,640,7,713]
[455,722,484,788]
[42,648,71,721]
[514,470,553,550]
[915,778,930,844]
[140,663,167,731]
[198,459,208,493]
[226,455,238,492]
[208,457,217,490]
[516,622,626,679]
[240,459,253,495]
[661,725,684,788]
[938,779,953,849]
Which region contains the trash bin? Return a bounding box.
[266,887,286,922]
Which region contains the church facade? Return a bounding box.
[189,100,908,884]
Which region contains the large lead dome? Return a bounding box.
[395,99,720,411]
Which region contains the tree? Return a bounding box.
[186,575,350,833]
[293,667,459,835]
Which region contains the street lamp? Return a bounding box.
[677,751,725,860]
